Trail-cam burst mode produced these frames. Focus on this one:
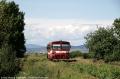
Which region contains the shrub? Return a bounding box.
[83,52,94,59]
[83,53,88,59]
[88,52,95,58]
[104,51,120,62]
[70,51,82,58]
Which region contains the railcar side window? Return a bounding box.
[62,44,70,50]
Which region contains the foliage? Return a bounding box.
[83,53,88,59]
[85,28,117,59]
[82,52,94,59]
[113,18,120,39]
[112,18,120,61]
[0,44,19,76]
[0,0,26,58]
[0,0,25,77]
[70,50,82,58]
[85,18,120,62]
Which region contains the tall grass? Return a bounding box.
[71,63,120,79]
[0,44,19,76]
[17,53,120,79]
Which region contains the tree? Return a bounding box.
[0,0,26,57]
[113,18,120,39]
[111,18,120,61]
[85,18,120,62]
[85,27,118,61]
[0,0,25,76]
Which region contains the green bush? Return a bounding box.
[70,51,94,59]
[83,53,88,59]
[70,51,82,58]
[104,51,120,62]
[83,52,94,59]
[112,51,120,61]
[88,52,95,58]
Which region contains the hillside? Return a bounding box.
[26,44,88,53]
[16,53,120,79]
[26,44,47,53]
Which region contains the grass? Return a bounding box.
[16,53,120,79]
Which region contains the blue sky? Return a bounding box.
[9,0,120,46]
[11,0,120,20]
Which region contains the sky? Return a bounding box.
[9,0,120,46]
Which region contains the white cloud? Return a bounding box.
[24,18,113,46]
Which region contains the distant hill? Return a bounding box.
[26,44,88,53]
[26,44,47,53]
[26,44,43,48]
[71,45,87,49]
[71,45,88,53]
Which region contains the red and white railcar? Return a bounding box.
[47,40,71,60]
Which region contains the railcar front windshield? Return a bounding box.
[52,44,70,50]
[52,44,61,50]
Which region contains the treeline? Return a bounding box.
[85,18,120,62]
[0,0,26,76]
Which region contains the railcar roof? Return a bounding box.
[47,40,70,45]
